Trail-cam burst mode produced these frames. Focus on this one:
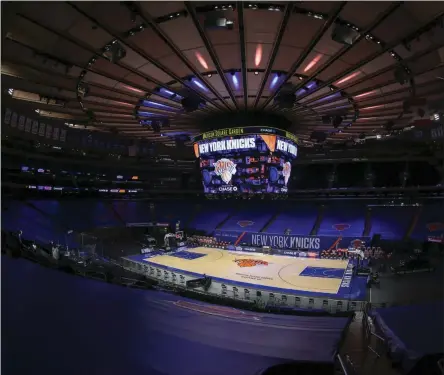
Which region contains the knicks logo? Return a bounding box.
[213,158,236,184]
[234,259,268,268]
[237,220,254,228]
[427,222,444,232]
[333,223,351,232]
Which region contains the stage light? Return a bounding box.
[102,42,127,63]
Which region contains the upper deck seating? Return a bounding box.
[369,206,416,240]
[266,203,318,235]
[318,202,366,237]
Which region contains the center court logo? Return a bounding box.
[234,259,269,268]
[213,158,236,184]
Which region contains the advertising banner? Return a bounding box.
[215,230,369,252]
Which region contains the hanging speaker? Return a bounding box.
[331,24,360,46]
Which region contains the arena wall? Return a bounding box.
[214,230,370,252]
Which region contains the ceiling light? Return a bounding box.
[255,44,263,67]
[195,52,209,70]
[192,79,208,91]
[254,71,259,75]
[124,85,143,93]
[207,73,212,78]
[361,105,383,110]
[270,75,279,89]
[376,134,382,139]
[232,73,239,89]
[303,54,322,72]
[8,88,14,95]
[354,91,375,99]
[35,109,40,114]
[336,71,360,85]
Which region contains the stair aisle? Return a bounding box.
[310,205,324,235]
[340,312,401,375]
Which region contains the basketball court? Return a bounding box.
[135,247,353,297]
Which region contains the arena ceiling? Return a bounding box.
[2,1,444,148]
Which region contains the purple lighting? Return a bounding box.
[305,81,316,90]
[142,100,176,110]
[160,88,174,96]
[270,75,279,89]
[192,79,208,91]
[138,111,167,117]
[232,74,239,89]
[311,92,342,105]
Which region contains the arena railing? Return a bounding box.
[363,305,387,361]
[438,358,444,375]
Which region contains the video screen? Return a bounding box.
[195,134,297,194]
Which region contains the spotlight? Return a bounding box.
[204,12,234,30]
[77,83,89,98]
[102,42,127,63]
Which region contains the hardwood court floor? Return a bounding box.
[145,247,349,294]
